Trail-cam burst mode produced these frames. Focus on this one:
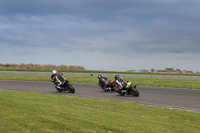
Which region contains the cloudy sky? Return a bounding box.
[0,0,200,72]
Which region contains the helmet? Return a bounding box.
[98,75,102,79]
[115,75,120,80]
[52,70,57,75]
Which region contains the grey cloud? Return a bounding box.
[0,0,200,55]
[13,46,34,55]
[0,0,191,19]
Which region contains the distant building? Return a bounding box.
[154,68,180,74]
[165,68,174,71]
[126,70,136,72]
[181,70,193,74]
[195,71,200,74]
[175,69,181,73]
[140,69,149,73]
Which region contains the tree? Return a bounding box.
[151,68,155,73]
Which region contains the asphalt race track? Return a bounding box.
[0,80,200,112]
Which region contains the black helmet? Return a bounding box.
[115,75,120,80]
[98,75,102,79]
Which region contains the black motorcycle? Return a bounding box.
[53,80,75,93]
[116,81,139,97]
[99,79,116,92]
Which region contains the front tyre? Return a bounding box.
[132,87,139,97]
[68,86,75,93]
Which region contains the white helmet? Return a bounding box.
[52,70,57,75]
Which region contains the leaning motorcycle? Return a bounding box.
[116,81,139,97]
[53,79,75,93]
[99,80,115,92]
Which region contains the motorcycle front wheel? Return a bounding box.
[132,87,139,97]
[68,85,75,93]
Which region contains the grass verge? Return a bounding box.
[0,89,200,133]
[1,69,200,76]
[0,74,200,89]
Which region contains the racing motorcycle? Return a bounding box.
[116,81,139,97]
[99,79,116,92]
[52,79,75,93]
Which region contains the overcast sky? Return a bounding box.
[0,0,200,72]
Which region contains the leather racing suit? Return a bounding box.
[51,72,65,89]
[98,77,111,91]
[115,78,127,91]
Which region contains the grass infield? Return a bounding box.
[0,74,200,89]
[1,68,200,76]
[0,89,200,133]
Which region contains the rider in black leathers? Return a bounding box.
[98,75,111,91]
[114,75,127,92]
[51,70,65,89]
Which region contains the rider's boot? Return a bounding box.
[107,87,111,91]
[55,85,61,90]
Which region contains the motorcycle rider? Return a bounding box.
[114,75,127,92]
[51,70,65,89]
[98,75,111,91]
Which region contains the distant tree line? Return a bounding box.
[0,63,85,70]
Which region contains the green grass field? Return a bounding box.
[0,74,200,89]
[0,89,200,133]
[1,68,200,76]
[0,73,200,132]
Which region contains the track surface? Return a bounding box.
[0,80,200,112]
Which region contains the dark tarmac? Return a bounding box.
[0,80,200,112]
